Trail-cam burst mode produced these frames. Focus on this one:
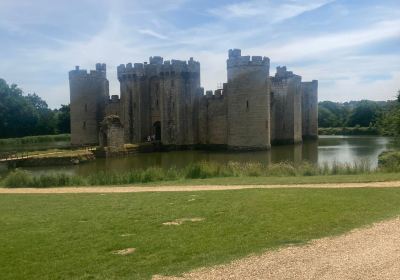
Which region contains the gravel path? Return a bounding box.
[1,181,400,194]
[153,217,400,280]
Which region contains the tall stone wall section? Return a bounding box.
[226,49,271,150]
[117,57,201,146]
[69,63,108,146]
[198,89,228,145]
[270,66,302,145]
[105,95,121,117]
[301,80,318,139]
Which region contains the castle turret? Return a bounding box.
[226,49,271,150]
[301,80,318,139]
[270,66,302,145]
[69,64,109,146]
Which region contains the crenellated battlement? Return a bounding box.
[149,56,163,65]
[271,66,302,86]
[117,57,200,80]
[227,49,270,68]
[201,88,225,100]
[273,66,301,80]
[109,95,120,103]
[69,64,107,80]
[301,80,318,88]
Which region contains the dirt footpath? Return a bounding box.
[1,180,400,194]
[153,217,400,280]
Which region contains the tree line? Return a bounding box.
[0,78,70,138]
[318,91,400,136]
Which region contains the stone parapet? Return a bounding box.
[117,57,200,80]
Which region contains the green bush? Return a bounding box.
[378,151,400,172]
[184,162,223,179]
[2,170,84,188]
[297,162,319,176]
[266,162,297,177]
[2,169,33,188]
[140,167,165,183]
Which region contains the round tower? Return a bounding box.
[69,64,108,146]
[226,49,271,150]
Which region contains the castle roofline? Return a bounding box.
[117,57,200,79]
[227,49,269,68]
[69,64,107,79]
[272,66,301,81]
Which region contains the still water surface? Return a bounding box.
[9,135,393,177]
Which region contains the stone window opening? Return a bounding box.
[246,100,249,111]
[171,79,174,87]
[84,103,88,112]
[83,121,86,129]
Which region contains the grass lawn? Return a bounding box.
[2,188,400,279]
[144,172,400,186]
[0,134,70,145]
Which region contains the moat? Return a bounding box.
[0,135,393,177]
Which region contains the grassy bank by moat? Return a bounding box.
[2,159,400,188]
[2,188,400,279]
[0,134,70,146]
[318,126,379,135]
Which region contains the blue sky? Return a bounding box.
[0,0,399,108]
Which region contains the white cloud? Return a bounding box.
[251,19,400,63]
[291,54,400,101]
[138,29,168,40]
[209,0,333,22]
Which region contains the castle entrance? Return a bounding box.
[153,121,161,141]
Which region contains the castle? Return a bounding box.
[69,49,318,151]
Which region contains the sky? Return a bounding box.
[0,0,399,108]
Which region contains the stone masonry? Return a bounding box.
[69,63,108,145]
[270,66,302,145]
[69,49,318,150]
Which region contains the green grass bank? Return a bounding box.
[1,160,390,188]
[318,126,379,135]
[0,134,70,146]
[1,188,400,279]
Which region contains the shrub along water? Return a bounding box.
[0,159,388,188]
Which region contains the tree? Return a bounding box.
[346,100,381,127]
[376,90,400,136]
[0,78,66,138]
[55,104,70,134]
[318,101,348,127]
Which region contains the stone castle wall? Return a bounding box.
[105,95,121,117]
[301,80,318,139]
[270,66,303,145]
[117,57,201,146]
[69,49,318,150]
[69,63,108,146]
[198,89,228,145]
[226,49,271,150]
